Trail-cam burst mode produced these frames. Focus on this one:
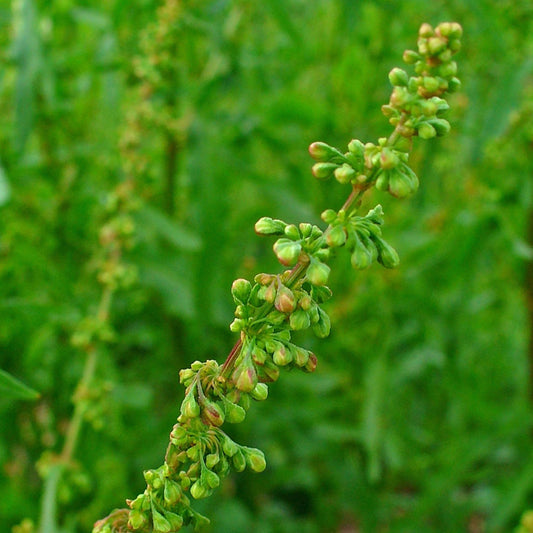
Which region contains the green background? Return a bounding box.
[1,0,532,531]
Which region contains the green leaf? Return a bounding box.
[0,369,40,400]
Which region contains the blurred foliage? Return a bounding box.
[1,0,532,532]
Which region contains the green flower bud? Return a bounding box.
[165,511,184,530]
[250,382,268,401]
[421,76,440,93]
[190,480,210,500]
[388,67,409,86]
[251,345,267,365]
[427,36,447,55]
[255,273,275,285]
[258,359,280,382]
[380,148,399,170]
[179,474,191,490]
[429,118,451,136]
[321,209,337,224]
[351,241,373,269]
[310,284,333,303]
[334,163,356,184]
[201,399,225,427]
[448,77,461,92]
[439,61,457,79]
[128,510,149,530]
[152,508,172,532]
[293,346,310,367]
[232,449,246,472]
[164,480,182,506]
[418,122,437,139]
[389,165,419,198]
[390,86,410,108]
[376,238,400,268]
[273,238,302,266]
[231,278,252,303]
[275,285,296,313]
[304,352,318,373]
[375,171,389,191]
[202,468,220,489]
[221,434,239,457]
[224,399,246,423]
[299,222,313,238]
[289,309,311,331]
[314,248,330,262]
[308,141,341,162]
[273,345,293,366]
[206,453,220,469]
[312,308,331,338]
[299,293,313,310]
[181,389,200,419]
[235,364,258,393]
[402,49,420,64]
[306,258,330,286]
[243,447,267,472]
[312,162,338,180]
[179,368,195,385]
[418,23,434,38]
[255,217,286,235]
[347,138,364,157]
[229,318,245,333]
[284,224,300,240]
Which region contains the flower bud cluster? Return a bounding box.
[322,205,399,270]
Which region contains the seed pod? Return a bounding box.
[306,258,330,286]
[255,217,286,235]
[243,447,267,473]
[231,278,252,303]
[273,238,301,266]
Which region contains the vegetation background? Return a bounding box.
[1,0,532,531]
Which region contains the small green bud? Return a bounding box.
[388,67,409,86]
[430,118,451,136]
[190,480,210,500]
[273,238,302,266]
[165,511,184,530]
[273,345,293,366]
[284,224,300,240]
[231,278,252,303]
[293,346,310,367]
[275,285,296,313]
[235,365,258,393]
[418,122,437,139]
[258,359,280,382]
[418,23,434,38]
[351,242,373,270]
[326,224,347,248]
[201,399,225,427]
[427,36,447,55]
[439,61,457,78]
[152,507,172,532]
[255,272,275,285]
[376,238,400,269]
[255,217,286,235]
[375,171,389,191]
[202,468,220,489]
[321,209,337,225]
[448,77,461,92]
[243,447,267,472]
[221,434,239,457]
[289,309,311,331]
[422,76,440,93]
[232,449,246,472]
[179,368,195,385]
[334,163,356,184]
[299,293,313,310]
[251,345,267,365]
[306,258,330,286]
[347,138,365,157]
[206,453,220,469]
[312,308,331,338]
[250,382,269,401]
[403,49,420,64]
[181,390,200,419]
[164,480,182,505]
[312,162,338,180]
[229,318,245,332]
[310,284,333,303]
[304,352,318,373]
[299,222,313,238]
[224,399,246,423]
[308,141,341,162]
[380,148,400,170]
[128,510,149,529]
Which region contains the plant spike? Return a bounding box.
[94,22,463,532]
